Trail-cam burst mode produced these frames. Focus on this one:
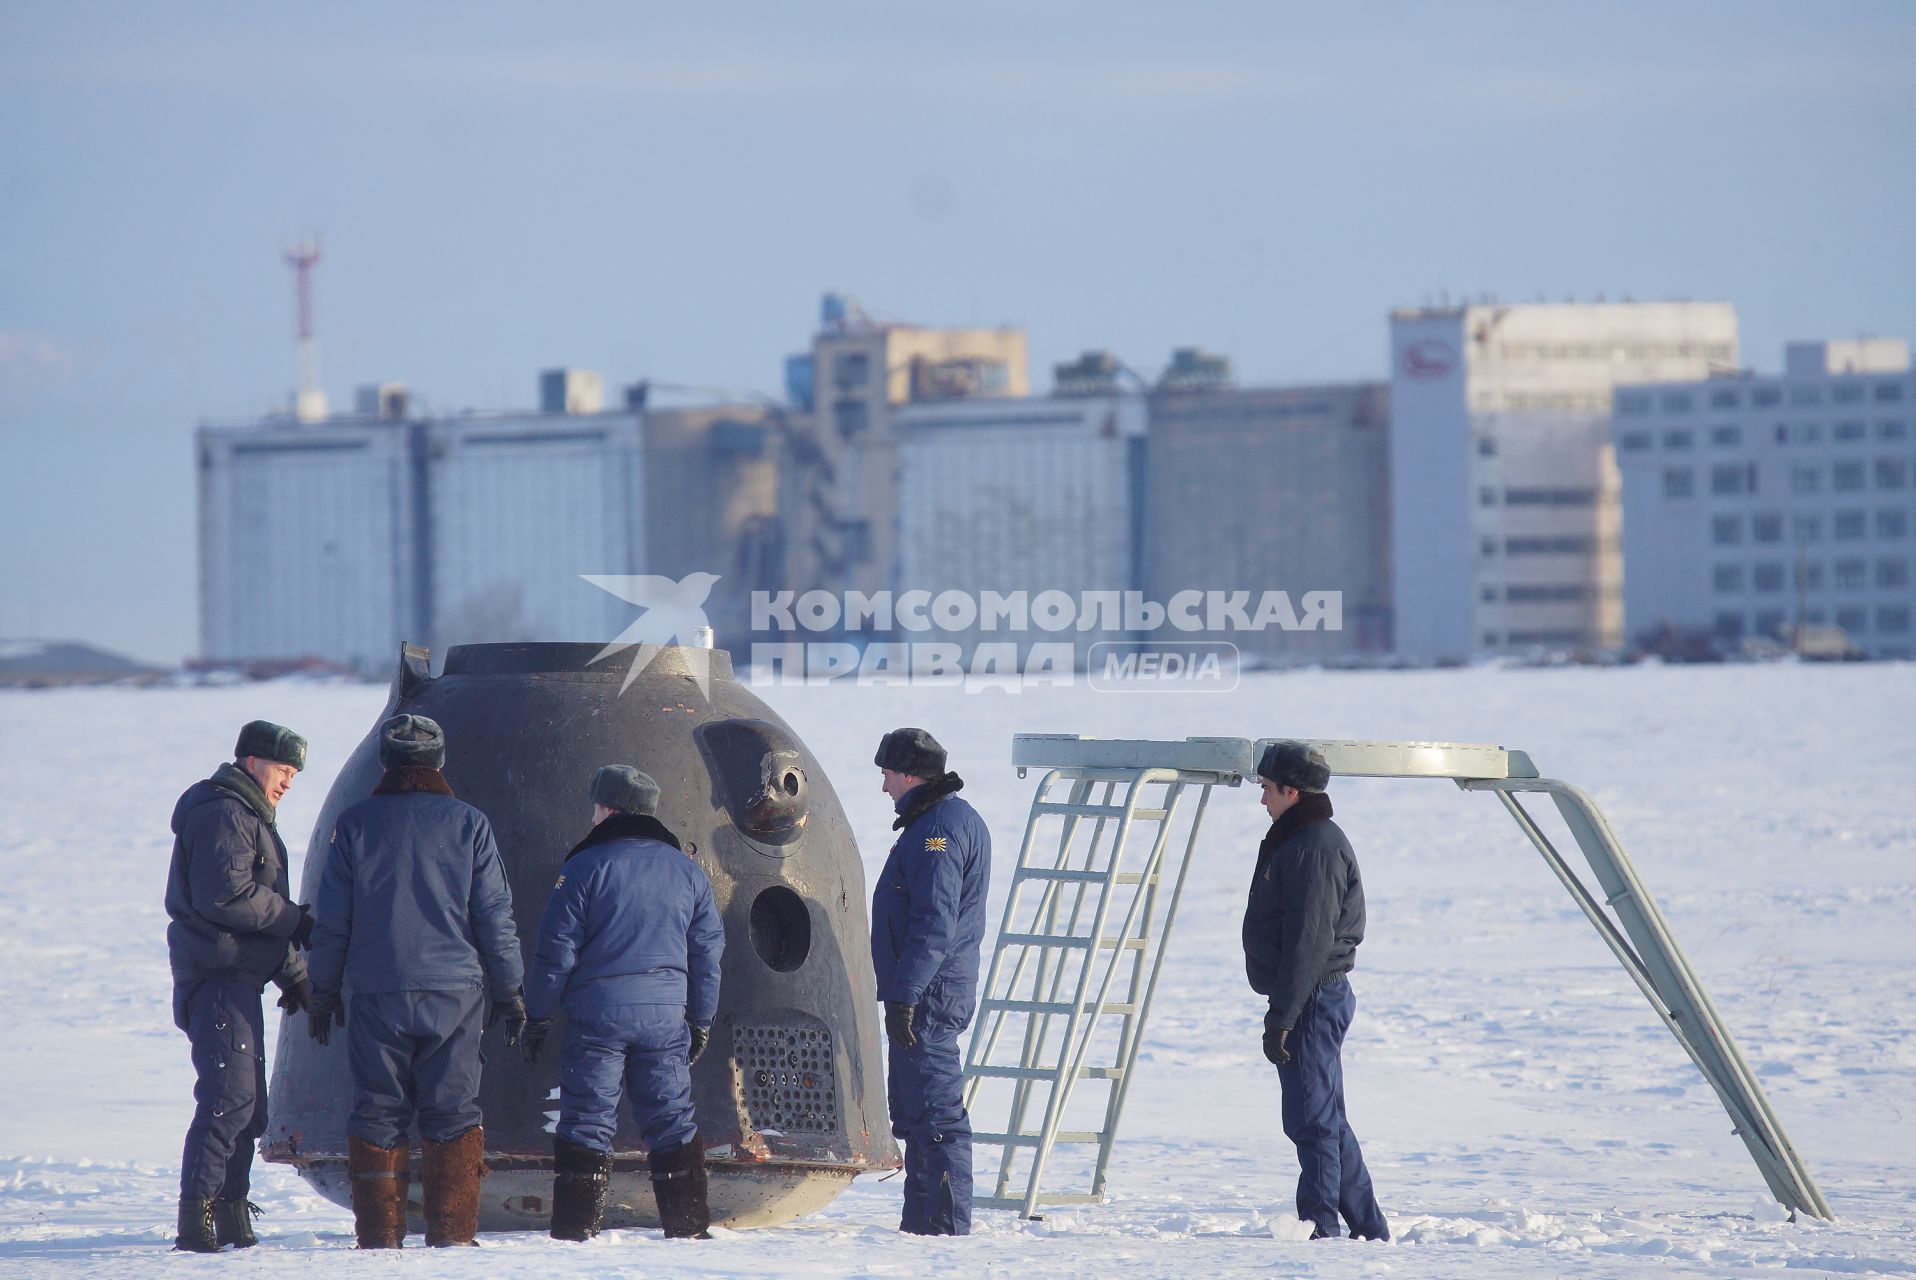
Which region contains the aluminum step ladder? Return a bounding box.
[963,735,1833,1223]
[961,736,1235,1217]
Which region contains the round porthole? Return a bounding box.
[749,886,812,973]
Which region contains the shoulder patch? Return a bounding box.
[554,874,566,889]
[924,836,948,852]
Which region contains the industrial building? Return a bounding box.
[197,372,776,671]
[893,390,1146,661]
[1615,339,1916,656]
[1143,379,1392,662]
[1390,301,1740,659]
[779,294,1030,609]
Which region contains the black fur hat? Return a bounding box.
[234,720,307,771]
[1254,739,1330,793]
[874,727,947,779]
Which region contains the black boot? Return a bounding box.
[650,1137,711,1240]
[212,1199,260,1248]
[174,1197,219,1252]
[549,1137,612,1241]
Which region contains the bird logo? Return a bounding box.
[581,571,722,698]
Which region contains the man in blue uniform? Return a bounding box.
[520,764,725,1242]
[306,714,525,1248]
[164,720,315,1252]
[869,727,990,1236]
[1241,740,1388,1242]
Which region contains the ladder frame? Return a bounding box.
[960,734,1833,1222]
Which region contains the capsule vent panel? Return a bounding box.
[733,1023,839,1134]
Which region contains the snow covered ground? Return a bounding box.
[1,662,1913,1278]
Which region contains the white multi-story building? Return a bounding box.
[1390,301,1739,658]
[894,393,1144,659]
[423,411,644,647]
[198,374,650,670]
[197,416,421,671]
[1615,339,1916,656]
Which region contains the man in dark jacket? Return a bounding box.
[1241,739,1388,1242]
[164,719,315,1252]
[868,727,990,1236]
[306,714,525,1248]
[520,764,725,1242]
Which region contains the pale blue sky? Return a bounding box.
[3,2,1912,663]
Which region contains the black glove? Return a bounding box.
[309,992,345,1046]
[489,991,527,1046]
[521,1018,552,1065]
[688,1023,710,1065]
[1263,1026,1291,1066]
[276,977,312,1015]
[289,905,315,951]
[884,1001,917,1051]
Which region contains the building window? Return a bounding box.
[1755,609,1787,637]
[1752,512,1784,543]
[1753,387,1782,407]
[1480,536,1498,557]
[1753,563,1786,593]
[1714,611,1746,638]
[1792,465,1821,494]
[832,399,869,438]
[1505,584,1589,603]
[1481,585,1499,602]
[833,352,871,389]
[1477,436,1498,457]
[1506,535,1596,555]
[1880,605,1912,634]
[1504,487,1597,506]
[1833,460,1865,492]
[1878,558,1910,589]
[1834,510,1867,540]
[1710,389,1741,409]
[1790,385,1823,405]
[1800,563,1825,591]
[1876,458,1909,490]
[1712,564,1744,593]
[1482,631,1502,647]
[1662,429,1694,450]
[842,519,873,565]
[1833,384,1866,404]
[1793,514,1823,543]
[1711,515,1743,545]
[1616,391,1652,414]
[1836,606,1868,634]
[1835,420,1866,442]
[1711,464,1756,496]
[1877,509,1909,539]
[1661,392,1695,413]
[1875,381,1907,402]
[1662,467,1695,499]
[1710,424,1743,446]
[1834,559,1866,590]
[1792,422,1823,444]
[1878,419,1909,440]
[1774,423,1789,444]
[1620,431,1651,452]
[1480,487,1499,507]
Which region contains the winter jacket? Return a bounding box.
[164,762,307,1020]
[1241,792,1366,1032]
[307,766,523,1000]
[871,774,991,1007]
[524,813,725,1024]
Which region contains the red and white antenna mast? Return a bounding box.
[283,234,325,420]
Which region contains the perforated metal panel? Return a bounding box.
[733,1023,839,1134]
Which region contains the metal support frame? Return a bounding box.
[962,735,1833,1222]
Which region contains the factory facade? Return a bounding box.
[1614,339,1916,657]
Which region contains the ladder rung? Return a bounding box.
[972,1130,1104,1147]
[981,998,1136,1016]
[1034,802,1169,821]
[966,1064,1125,1081]
[1016,867,1147,885]
[997,932,1146,951]
[974,1193,1108,1209]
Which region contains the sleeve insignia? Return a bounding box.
[554,874,566,888]
[924,836,949,852]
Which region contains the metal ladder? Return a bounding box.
[963,735,1833,1223]
[961,738,1230,1217]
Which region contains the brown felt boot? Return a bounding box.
[347,1137,409,1249]
[421,1126,487,1246]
